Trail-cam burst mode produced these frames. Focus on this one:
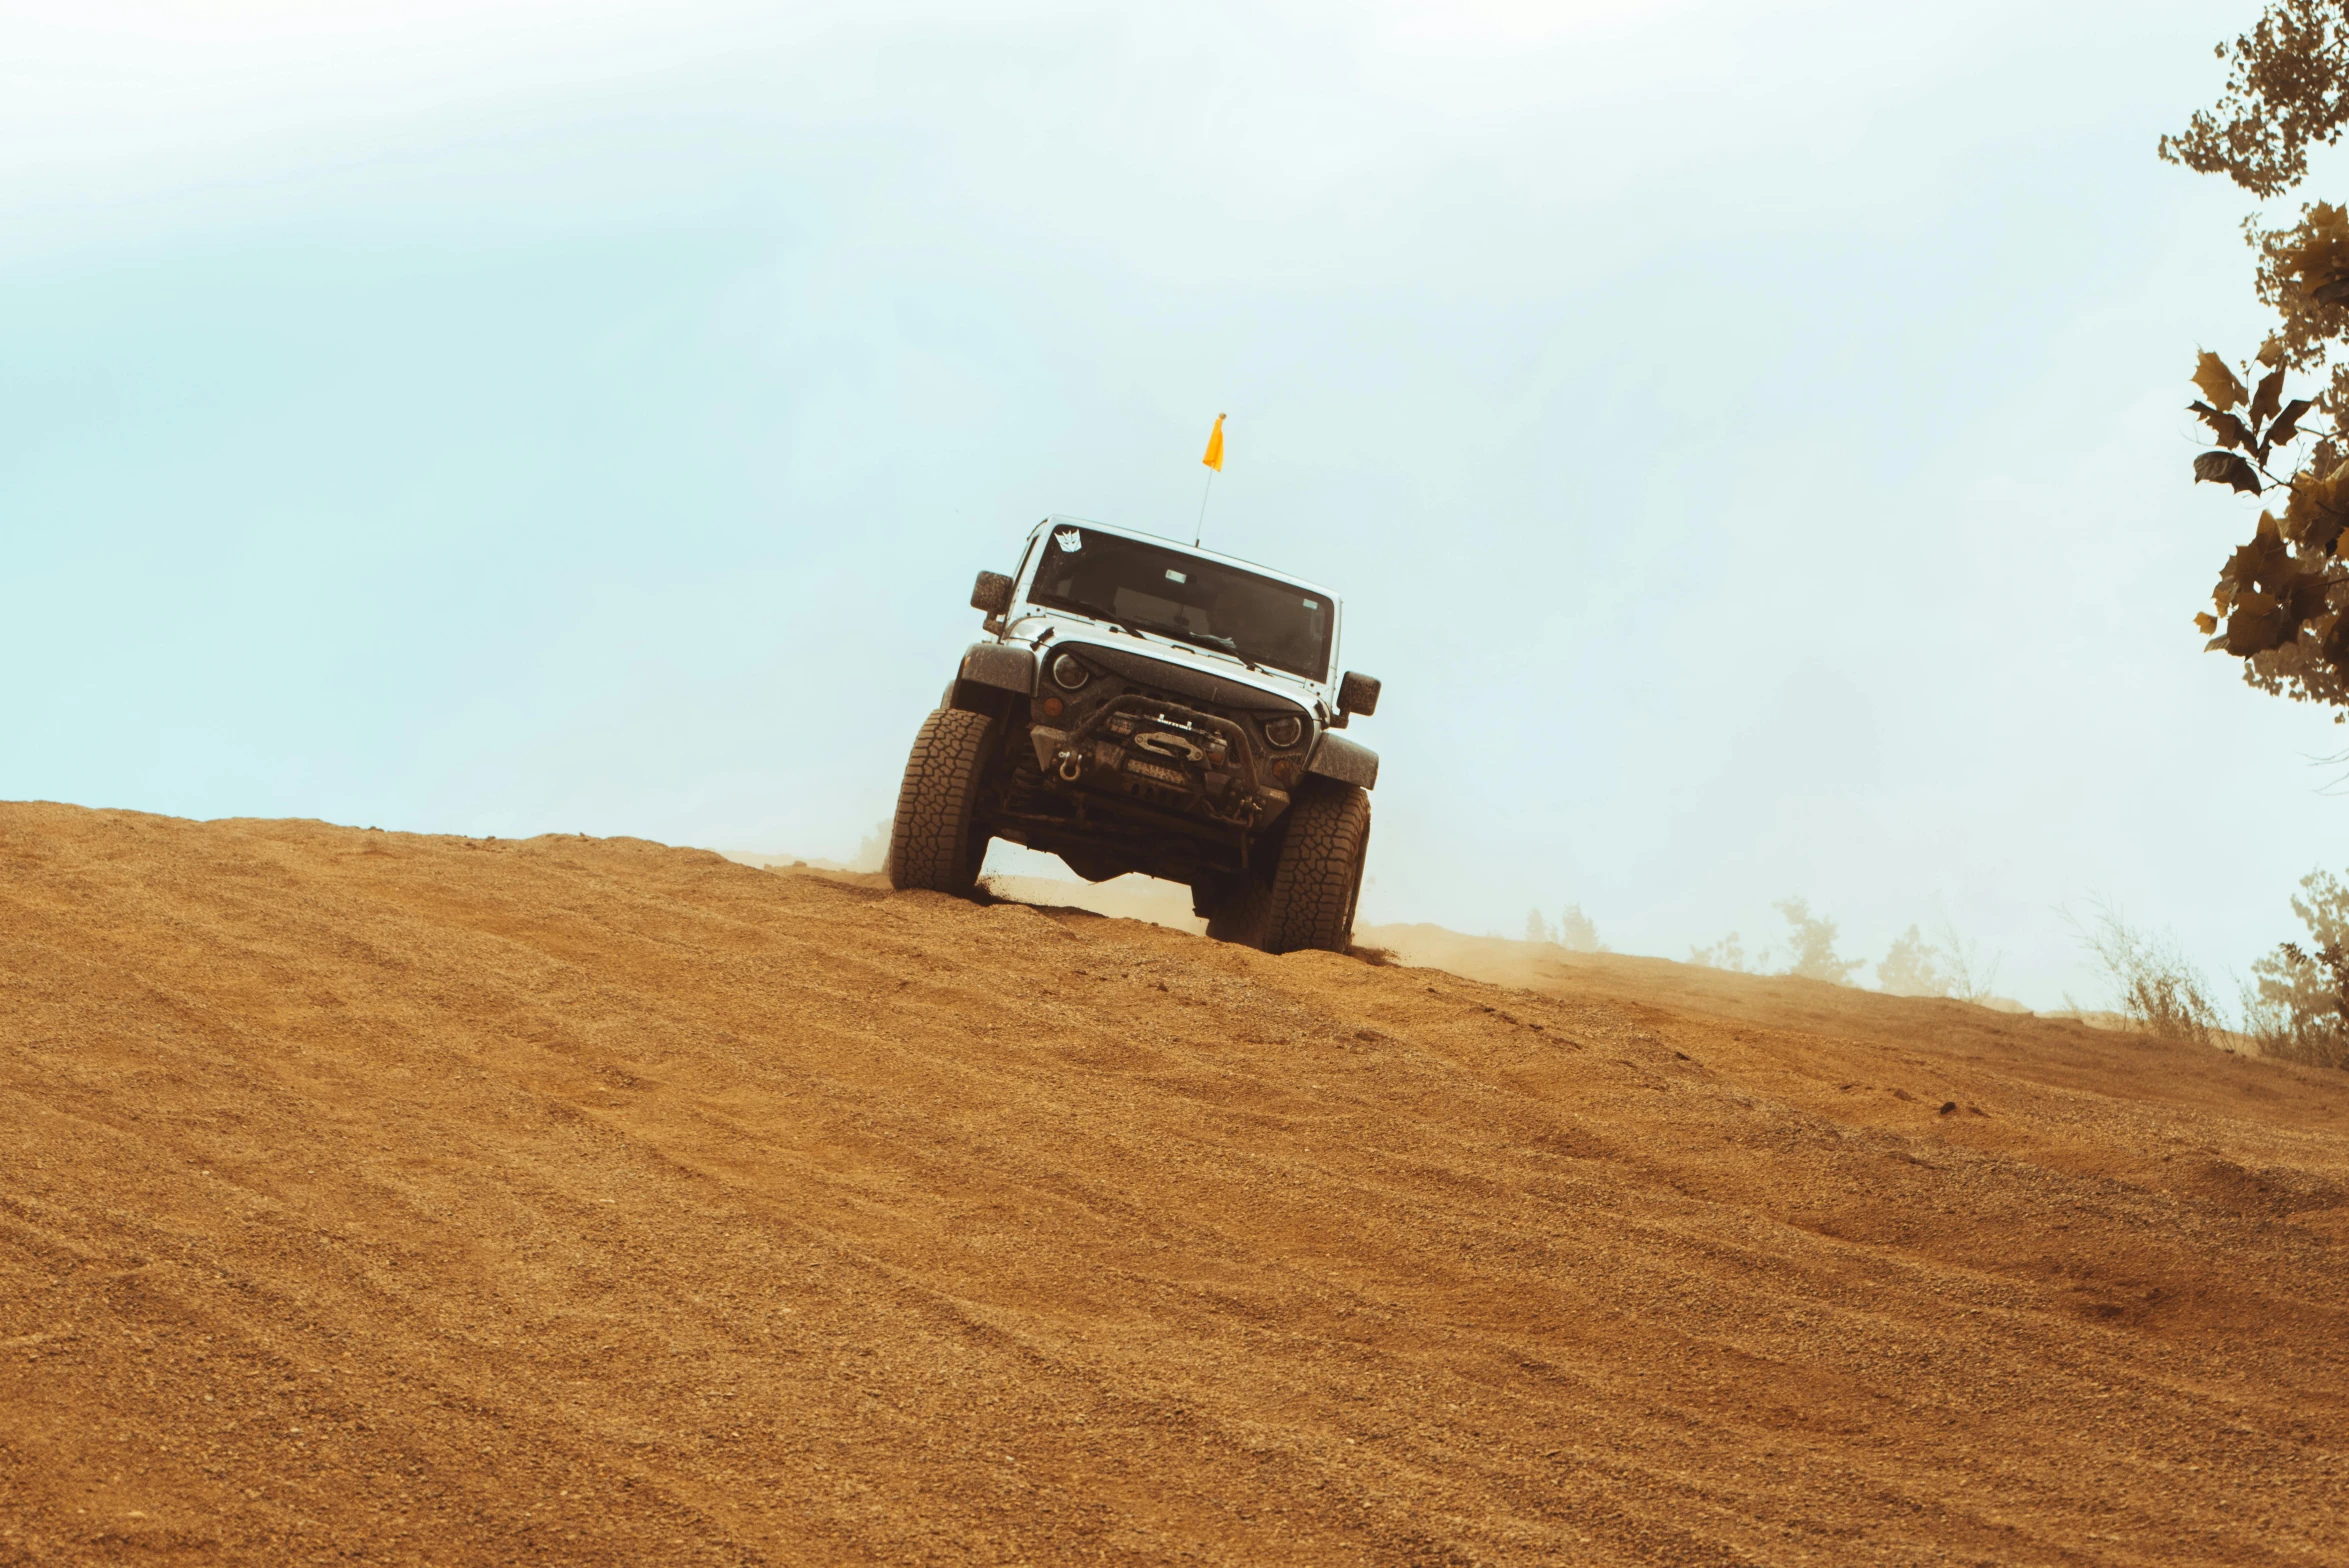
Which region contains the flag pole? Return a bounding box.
[1195,410,1226,548]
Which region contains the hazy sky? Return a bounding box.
[3,0,2335,1006]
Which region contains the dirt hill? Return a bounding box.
[4,803,2346,1567]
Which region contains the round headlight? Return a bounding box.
[1051,653,1090,691]
[1263,715,1303,748]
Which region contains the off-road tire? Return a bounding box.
[1203,875,1271,948]
[887,707,996,896]
[1226,781,1371,955]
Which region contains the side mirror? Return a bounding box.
[971,571,1014,617]
[1337,671,1381,718]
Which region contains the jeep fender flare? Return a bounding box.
[1306,731,1378,790]
[946,641,1038,716]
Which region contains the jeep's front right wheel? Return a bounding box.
[886,707,996,896]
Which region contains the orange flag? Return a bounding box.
[1201,412,1226,473]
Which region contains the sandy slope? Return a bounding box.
[3,805,2346,1567]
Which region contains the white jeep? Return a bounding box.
[887,515,1381,953]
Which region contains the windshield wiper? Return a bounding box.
[1126,620,1262,672]
[1058,604,1265,673]
[1095,612,1156,642]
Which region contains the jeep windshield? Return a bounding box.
[1024,526,1332,681]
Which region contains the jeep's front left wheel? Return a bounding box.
[1203,782,1371,955]
[1259,780,1370,953]
[887,707,996,896]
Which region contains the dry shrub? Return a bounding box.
[1877,916,2005,1002]
[1775,897,1861,985]
[1690,898,1861,984]
[1688,931,1755,972]
[2073,902,2223,1046]
[2246,869,2349,1068]
[1525,905,1604,953]
[1877,925,1949,997]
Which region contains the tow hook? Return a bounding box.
[1057,752,1082,782]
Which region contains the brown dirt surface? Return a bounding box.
[5,803,2348,1567]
